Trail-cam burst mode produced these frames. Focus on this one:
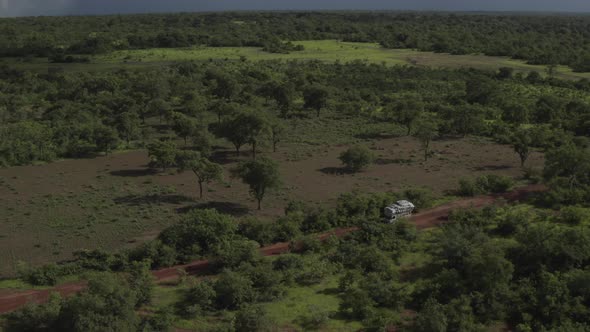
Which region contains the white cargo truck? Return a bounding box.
[383,200,415,223]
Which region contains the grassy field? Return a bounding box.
[4,40,590,80]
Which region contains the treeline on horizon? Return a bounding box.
[1,12,590,70]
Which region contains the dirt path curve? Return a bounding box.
[0,184,545,314]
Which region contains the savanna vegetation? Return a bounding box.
[2,10,590,332]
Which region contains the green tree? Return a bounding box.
[128,260,154,308]
[56,273,139,332]
[139,307,174,332]
[413,116,439,161]
[232,157,282,210]
[239,112,267,160]
[544,144,590,190]
[512,128,532,167]
[414,298,448,332]
[179,280,216,317]
[339,145,375,172]
[502,102,530,125]
[147,140,178,171]
[388,97,424,135]
[212,239,261,270]
[118,110,142,144]
[208,71,240,101]
[171,112,200,146]
[216,114,250,156]
[158,209,237,261]
[497,67,514,80]
[214,270,255,309]
[210,100,237,123]
[269,121,285,152]
[177,151,223,198]
[235,305,275,332]
[4,293,62,332]
[304,85,329,117]
[339,288,375,320]
[452,105,486,137]
[93,124,119,155]
[147,98,170,124]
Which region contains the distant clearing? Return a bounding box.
[4,40,589,80]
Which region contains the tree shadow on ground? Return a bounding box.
[110,168,159,177]
[178,201,250,217]
[473,164,512,171]
[317,287,340,296]
[209,148,240,165]
[375,158,413,165]
[354,132,402,140]
[114,194,195,206]
[318,167,354,175]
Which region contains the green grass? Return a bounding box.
[4,40,590,80]
[0,273,83,291]
[0,279,49,291]
[153,275,364,331]
[262,276,363,331]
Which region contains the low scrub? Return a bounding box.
[458,174,514,196]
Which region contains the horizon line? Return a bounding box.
[2,9,590,19]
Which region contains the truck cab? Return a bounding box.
[383,200,415,223]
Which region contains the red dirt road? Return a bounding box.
[0,184,544,314]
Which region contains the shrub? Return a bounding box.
[298,235,323,254]
[214,271,255,309]
[339,288,376,320]
[299,305,331,330]
[178,280,216,317]
[20,263,63,286]
[73,249,114,271]
[211,239,261,271]
[139,307,174,332]
[484,174,514,193]
[558,206,589,225]
[128,240,177,269]
[3,293,62,332]
[403,188,436,211]
[284,200,308,216]
[272,254,305,272]
[127,261,154,308]
[339,145,375,172]
[158,209,237,262]
[458,178,479,196]
[296,256,333,285]
[300,207,335,233]
[239,217,277,246]
[458,175,514,196]
[274,214,303,242]
[523,166,543,184]
[234,305,275,332]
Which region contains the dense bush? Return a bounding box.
[339,145,375,172]
[158,209,238,263]
[458,174,514,196]
[234,305,276,332]
[557,206,590,225]
[6,272,147,332]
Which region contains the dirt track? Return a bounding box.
[0,184,545,314]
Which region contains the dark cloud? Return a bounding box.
[1,0,590,17]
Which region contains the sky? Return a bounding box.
[1,0,590,17]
